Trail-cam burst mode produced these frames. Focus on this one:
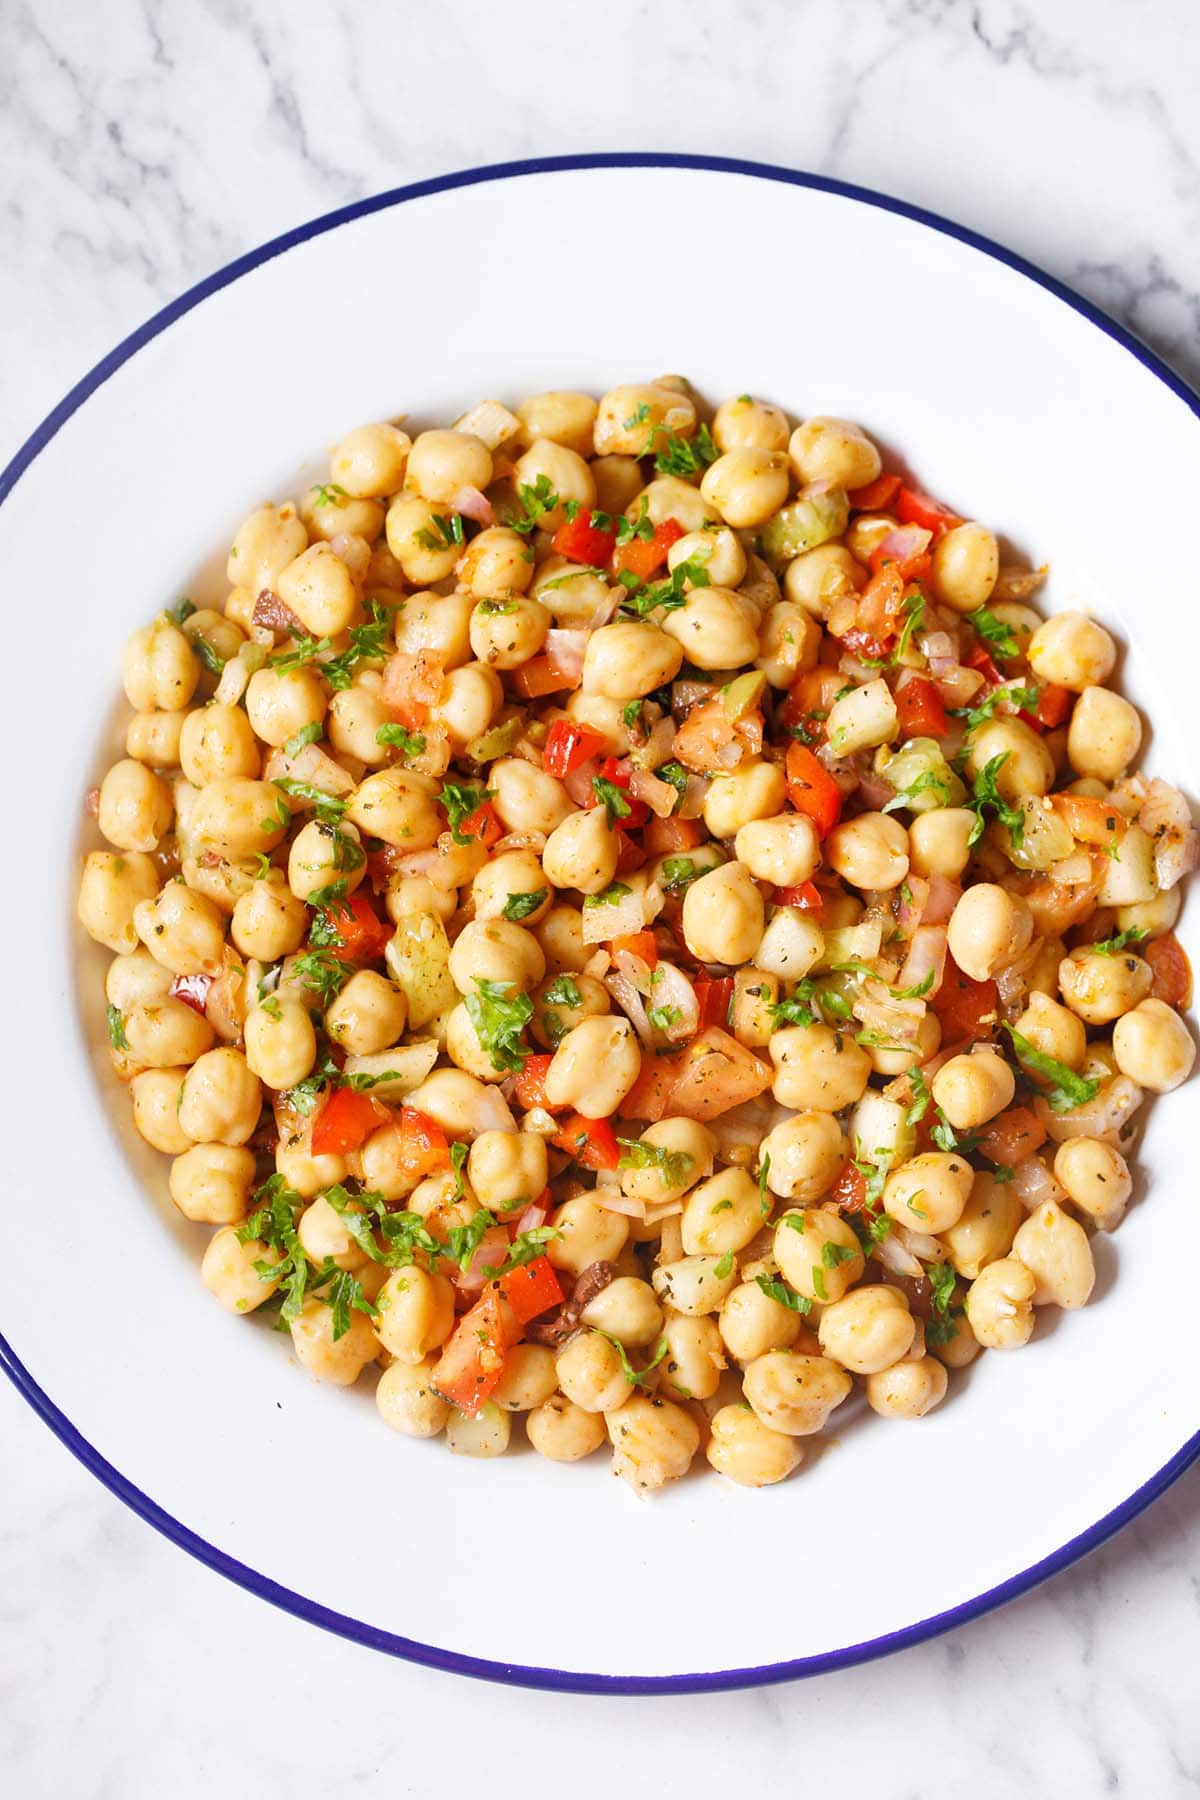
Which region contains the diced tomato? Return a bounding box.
[964,639,1003,687]
[431,1287,511,1415]
[313,889,392,963]
[542,719,607,779]
[929,955,999,1044]
[895,485,961,535]
[169,972,213,1015]
[612,517,684,580]
[380,650,445,728]
[394,1106,451,1183]
[454,800,504,849]
[1037,684,1073,729]
[498,1255,564,1325]
[895,675,948,740]
[1146,932,1192,1008]
[643,815,705,856]
[693,977,734,1032]
[672,695,762,773]
[611,930,659,967]
[311,1086,391,1156]
[854,563,907,639]
[848,472,901,512]
[780,666,847,743]
[512,1053,555,1112]
[1050,792,1128,848]
[831,1160,867,1213]
[772,882,823,911]
[976,1106,1047,1167]
[551,509,618,567]
[667,1028,772,1122]
[620,1050,683,1123]
[552,1113,620,1171]
[615,832,647,875]
[785,742,842,838]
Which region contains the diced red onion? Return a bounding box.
[897,875,930,933]
[922,874,962,924]
[1009,1157,1068,1212]
[673,679,717,710]
[450,485,496,526]
[898,925,948,997]
[628,767,679,818]
[545,628,588,684]
[605,969,654,1045]
[457,1224,511,1292]
[563,756,601,807]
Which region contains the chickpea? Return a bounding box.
[526,1395,606,1462]
[406,428,493,504]
[384,494,461,583]
[468,852,547,928]
[556,1330,631,1412]
[783,543,865,620]
[1066,686,1142,782]
[106,948,174,1014]
[226,502,308,594]
[883,1151,972,1236]
[582,621,683,701]
[178,1047,261,1146]
[1058,945,1152,1025]
[667,525,747,589]
[1053,1137,1132,1231]
[1028,611,1117,692]
[1116,887,1181,942]
[231,874,308,961]
[178,707,260,792]
[547,1196,629,1278]
[735,813,820,888]
[77,851,160,955]
[511,439,594,530]
[710,394,787,453]
[490,757,572,838]
[275,1117,348,1199]
[593,382,696,457]
[651,1253,738,1316]
[657,1313,724,1402]
[790,418,879,490]
[1013,988,1086,1070]
[773,1208,863,1303]
[244,667,327,750]
[1012,1202,1095,1309]
[826,812,910,892]
[530,969,608,1050]
[329,421,411,497]
[543,1016,641,1117]
[754,601,821,691]
[516,390,597,455]
[541,807,619,896]
[285,819,364,903]
[123,617,198,712]
[618,1118,714,1208]
[761,1112,846,1204]
[168,1143,256,1224]
[463,1132,544,1219]
[323,972,408,1059]
[1113,998,1195,1092]
[584,455,640,518]
[404,1067,516,1139]
[662,586,760,671]
[932,1050,1016,1130]
[290,1297,378,1385]
[942,1171,1022,1278]
[457,528,533,601]
[297,1194,367,1271]
[191,777,290,860]
[770,1024,870,1113]
[96,758,172,853]
[946,883,1033,983]
[201,1225,282,1313]
[489,1344,559,1413]
[273,542,357,638]
[865,1356,949,1419]
[427,661,502,748]
[124,995,215,1067]
[819,1284,915,1374]
[718,1281,802,1363]
[446,1402,510,1458]
[374,1265,456,1362]
[129,1066,191,1153]
[607,1394,699,1492]
[580,1277,663,1349]
[393,588,474,666]
[706,1404,804,1486]
[467,595,550,670]
[133,882,226,977]
[931,521,1000,612]
[449,919,545,997]
[682,862,764,965]
[680,1168,763,1257]
[965,1255,1037,1349]
[702,761,783,842]
[865,1011,943,1079]
[743,1350,852,1437]
[376,1358,451,1439]
[342,767,440,851]
[908,807,976,881]
[323,677,389,767]
[125,709,185,769]
[699,449,790,529]
[965,717,1055,803]
[244,998,317,1090]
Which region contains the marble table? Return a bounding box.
[3,1,1199,1791]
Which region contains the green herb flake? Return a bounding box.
[439,781,494,845]
[106,1005,130,1052]
[967,752,1026,847]
[617,1139,694,1186]
[966,606,1020,661]
[592,775,633,827]
[502,888,548,922]
[376,722,427,760]
[1003,1024,1101,1113]
[755,1274,812,1315]
[542,975,583,1010]
[583,882,632,909]
[1091,926,1149,957]
[465,978,532,1072]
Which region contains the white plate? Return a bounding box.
[2,155,1197,1693]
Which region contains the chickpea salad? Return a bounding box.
[79,380,1197,1492]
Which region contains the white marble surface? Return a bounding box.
[3,0,1200,1792]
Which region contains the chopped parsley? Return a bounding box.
[583,881,632,909]
[647,1004,682,1033]
[713,1251,735,1280]
[106,1005,129,1051]
[283,720,324,757]
[291,950,353,1007]
[881,768,953,815]
[650,421,718,477]
[905,1065,931,1127]
[1003,1025,1100,1113]
[413,512,465,551]
[930,1108,981,1155]
[592,775,633,827]
[259,994,282,1021]
[439,781,494,844]
[310,482,349,509]
[617,1139,694,1185]
[272,778,346,825]
[168,597,195,625]
[601,1331,670,1389]
[502,889,548,922]
[967,752,1025,847]
[616,555,711,619]
[661,856,701,892]
[444,1207,498,1273]
[376,722,427,760]
[465,978,532,1072]
[1091,926,1149,957]
[924,1258,963,1346]
[756,1275,812,1315]
[483,1226,563,1278]
[614,512,656,546]
[542,975,582,1010]
[966,606,1020,660]
[655,761,689,808]
[954,683,1040,731]
[192,636,226,677]
[509,475,559,537]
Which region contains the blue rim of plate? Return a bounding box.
[2,152,1198,1694]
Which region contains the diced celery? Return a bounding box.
[760,485,849,562]
[875,737,966,814]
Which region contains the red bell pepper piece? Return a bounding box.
[542,719,607,779]
[588,756,649,829]
[170,972,213,1015]
[380,650,446,728]
[1036,684,1073,729]
[615,832,647,875]
[847,472,901,512]
[963,639,1003,688]
[312,889,392,963]
[311,1086,391,1156]
[785,742,842,838]
[552,1113,620,1171]
[498,1255,564,1325]
[694,977,734,1031]
[552,510,618,567]
[895,675,948,740]
[894,485,961,536]
[512,1053,555,1112]
[393,1106,451,1183]
[455,800,503,849]
[431,1287,511,1415]
[611,930,658,967]
[612,517,684,580]
[772,882,823,911]
[930,955,999,1045]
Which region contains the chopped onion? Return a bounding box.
[587,590,623,629]
[493,829,547,855]
[895,1225,946,1262]
[263,740,356,797]
[1048,849,1095,886]
[877,1233,924,1279]
[636,715,677,768]
[330,531,371,582]
[898,925,948,997]
[647,961,700,1042]
[563,756,601,807]
[856,770,895,810]
[897,875,930,934]
[449,485,495,526]
[1009,1156,1068,1212]
[595,1187,647,1221]
[583,886,647,944]
[457,1224,512,1291]
[918,630,956,670]
[878,523,933,565]
[605,968,654,1045]
[1038,1075,1144,1145]
[933,664,986,706]
[582,947,612,979]
[922,874,962,924]
[680,775,710,820]
[629,766,679,818]
[994,957,1029,1010]
[673,679,717,711]
[1140,779,1200,889]
[545,628,588,684]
